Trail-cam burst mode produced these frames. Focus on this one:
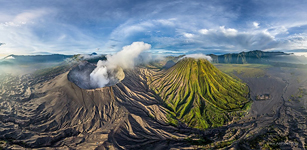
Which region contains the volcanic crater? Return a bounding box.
[67,62,125,89]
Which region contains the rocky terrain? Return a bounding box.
[0,55,307,149]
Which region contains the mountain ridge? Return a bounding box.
[208,50,305,64]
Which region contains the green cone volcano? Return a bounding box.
[149,58,250,129]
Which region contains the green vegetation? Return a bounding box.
[185,136,212,145]
[213,139,236,149]
[297,88,307,98]
[214,63,270,78]
[167,113,179,127]
[288,87,307,102]
[149,58,250,129]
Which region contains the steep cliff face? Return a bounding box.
[209,50,295,64]
[149,58,250,129]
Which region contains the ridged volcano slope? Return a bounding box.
[149,58,250,129]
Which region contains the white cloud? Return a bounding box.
[199,27,238,36]
[183,33,194,38]
[269,26,288,36]
[105,41,152,69]
[0,9,51,27]
[0,9,51,54]
[0,22,101,55]
[105,18,178,50]
[219,26,238,36]
[156,18,176,26]
[109,19,177,39]
[13,9,50,24]
[110,21,155,39]
[253,22,260,28]
[185,26,279,51]
[180,53,212,61]
[0,8,102,55]
[283,34,307,49]
[199,29,209,34]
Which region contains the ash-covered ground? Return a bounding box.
[1,60,307,149]
[215,64,307,149]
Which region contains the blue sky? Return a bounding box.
[0,0,307,55]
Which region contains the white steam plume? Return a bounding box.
[90,42,151,88]
[104,42,152,69]
[180,53,212,62]
[90,61,109,88]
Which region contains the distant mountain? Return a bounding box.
[0,54,74,66]
[0,60,13,65]
[29,52,53,55]
[209,50,306,64]
[7,54,73,63]
[149,58,250,129]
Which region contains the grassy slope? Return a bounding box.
[149,58,250,129]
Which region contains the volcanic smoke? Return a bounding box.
[89,42,151,88]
